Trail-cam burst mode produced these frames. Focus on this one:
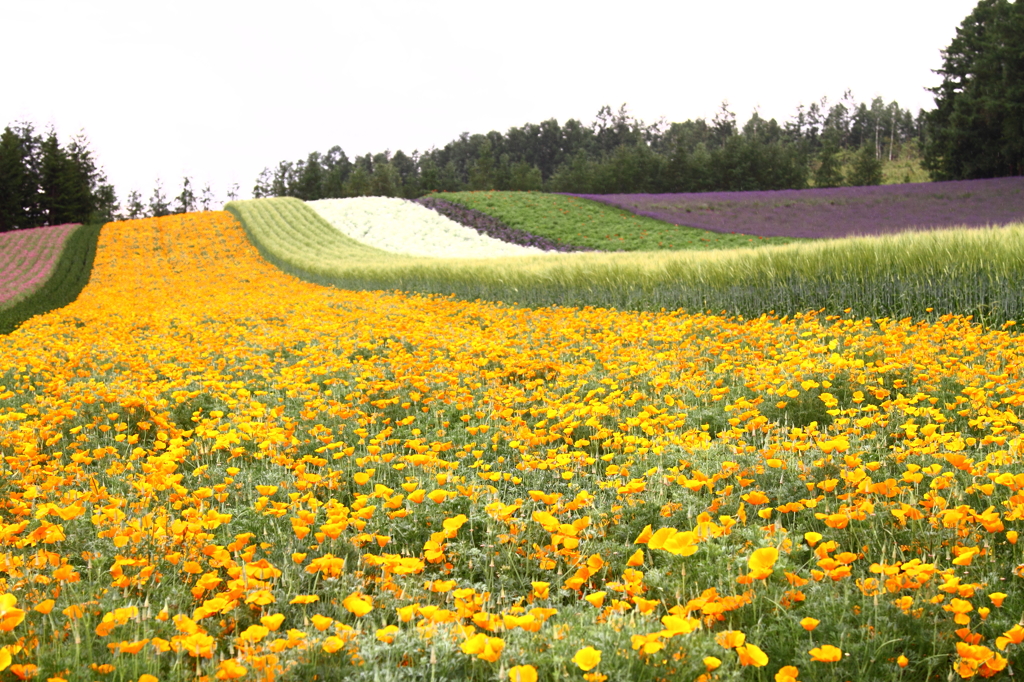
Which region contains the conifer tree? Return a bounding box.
[174,177,196,214]
[925,0,1024,178]
[148,180,171,217]
[814,144,844,188]
[0,127,31,231]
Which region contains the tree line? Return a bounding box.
[0,123,118,231]
[254,93,924,201]
[257,0,1024,203]
[119,178,239,222]
[2,0,1019,231]
[0,122,241,232]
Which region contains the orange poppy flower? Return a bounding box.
[809,645,842,662]
[572,646,601,672]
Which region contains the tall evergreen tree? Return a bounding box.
[924,0,1024,179]
[199,183,215,212]
[174,177,196,214]
[91,183,118,223]
[149,180,171,217]
[125,190,147,220]
[1,123,116,228]
[63,132,100,223]
[814,144,845,187]
[38,129,69,224]
[0,126,32,231]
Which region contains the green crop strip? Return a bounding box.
[228,197,1024,326]
[0,223,103,335]
[432,191,800,251]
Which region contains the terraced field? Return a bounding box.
[571,176,1024,239]
[228,196,1024,325]
[0,224,80,306]
[0,222,101,333]
[0,210,1022,682]
[309,198,545,258]
[428,191,800,251]
[1,181,1023,681]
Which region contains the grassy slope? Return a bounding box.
[228,197,1024,325]
[0,223,103,334]
[429,191,800,250]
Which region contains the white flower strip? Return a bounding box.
[307,197,546,258]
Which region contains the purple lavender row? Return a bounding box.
[0,223,80,306]
[413,197,593,252]
[565,177,1024,239]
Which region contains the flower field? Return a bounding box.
[572,176,1024,239]
[0,224,80,308]
[413,198,587,253]
[231,197,1024,326]
[0,210,1023,681]
[427,192,800,251]
[307,198,545,259]
[0,223,102,334]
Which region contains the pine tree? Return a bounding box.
[0,126,31,231]
[174,177,196,214]
[199,183,214,211]
[924,0,1024,178]
[148,180,171,217]
[125,190,147,219]
[814,144,844,188]
[91,183,118,223]
[63,132,100,223]
[38,129,69,225]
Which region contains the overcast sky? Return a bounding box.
[4,0,979,203]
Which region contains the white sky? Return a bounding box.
[3,0,979,203]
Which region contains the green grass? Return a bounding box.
[431,191,800,251]
[0,223,103,334]
[227,197,1024,326]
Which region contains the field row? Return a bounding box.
[308,198,545,258]
[0,224,80,307]
[425,192,799,251]
[0,211,1021,680]
[230,196,1024,325]
[570,176,1024,239]
[0,223,101,334]
[4,181,1023,335]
